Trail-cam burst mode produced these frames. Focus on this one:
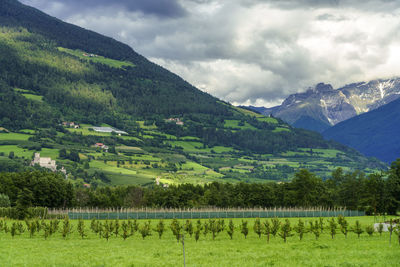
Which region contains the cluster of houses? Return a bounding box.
[62,121,80,129]
[166,118,184,126]
[31,153,67,176]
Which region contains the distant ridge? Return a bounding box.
[323,97,400,163]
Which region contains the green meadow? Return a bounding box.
[0,216,398,266]
[58,47,135,69]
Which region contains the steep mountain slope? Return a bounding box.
[323,98,400,163]
[0,1,386,186]
[248,79,400,132]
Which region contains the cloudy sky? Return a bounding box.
[21,0,400,107]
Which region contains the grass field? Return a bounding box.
[0,145,34,158]
[0,132,31,141]
[0,216,398,266]
[21,93,43,102]
[58,47,134,69]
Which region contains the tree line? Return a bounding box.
[0,159,399,214]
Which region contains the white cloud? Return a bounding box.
[20,0,400,107]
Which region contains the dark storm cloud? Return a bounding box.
[21,0,187,18]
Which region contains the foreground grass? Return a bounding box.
[0,216,398,266]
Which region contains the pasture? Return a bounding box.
[0,216,398,266]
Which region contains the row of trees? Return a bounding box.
[1,216,399,245]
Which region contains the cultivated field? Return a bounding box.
[0,216,398,266]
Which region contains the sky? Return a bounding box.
[21,0,400,107]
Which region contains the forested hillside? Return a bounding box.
[0,0,386,186]
[323,97,400,163]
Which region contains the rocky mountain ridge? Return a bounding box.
[247,78,400,132]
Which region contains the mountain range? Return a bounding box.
[0,0,387,186]
[247,78,400,132]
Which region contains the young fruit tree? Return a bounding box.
[352,221,364,238]
[227,219,234,240]
[328,218,337,239]
[271,218,280,238]
[309,221,321,240]
[102,221,112,241]
[10,222,18,239]
[319,218,324,233]
[217,219,225,234]
[253,218,262,238]
[120,221,132,240]
[203,221,209,238]
[294,219,306,241]
[209,219,219,240]
[241,220,249,239]
[365,225,374,237]
[77,219,87,239]
[194,220,202,242]
[339,217,349,239]
[170,219,182,242]
[42,222,51,240]
[50,219,59,235]
[113,219,120,237]
[154,220,165,239]
[129,219,139,236]
[139,221,151,240]
[61,216,73,239]
[377,223,384,236]
[263,220,271,243]
[278,219,293,243]
[184,220,193,238]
